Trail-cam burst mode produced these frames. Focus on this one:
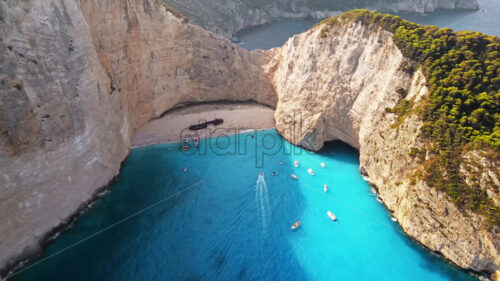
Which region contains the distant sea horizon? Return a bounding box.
[236,0,499,51]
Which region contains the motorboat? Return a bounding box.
[391,217,398,222]
[323,184,328,192]
[193,137,200,147]
[291,174,298,180]
[291,221,301,230]
[327,211,337,221]
[181,138,190,151]
[307,169,314,175]
[376,196,384,204]
[294,160,299,168]
[321,162,326,168]
[183,167,188,172]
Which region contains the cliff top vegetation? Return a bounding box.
[319,10,500,227]
[159,1,187,22]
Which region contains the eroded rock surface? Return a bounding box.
[264,18,499,274]
[0,0,275,274]
[0,0,496,278]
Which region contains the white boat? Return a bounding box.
[183,167,188,172]
[323,184,328,192]
[181,138,190,151]
[391,217,398,222]
[321,162,326,168]
[327,211,337,221]
[376,196,384,204]
[291,174,298,180]
[294,160,299,168]
[291,221,301,230]
[307,169,314,175]
[370,187,378,194]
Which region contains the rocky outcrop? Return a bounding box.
[0,0,496,278]
[161,0,479,38]
[263,18,499,274]
[0,0,275,275]
[374,0,479,13]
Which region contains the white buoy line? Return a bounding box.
[6,180,203,279]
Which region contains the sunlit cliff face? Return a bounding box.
[0,0,496,278]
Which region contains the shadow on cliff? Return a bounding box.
[318,140,360,165]
[157,100,276,119]
[398,232,477,281]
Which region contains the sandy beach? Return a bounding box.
[131,102,276,147]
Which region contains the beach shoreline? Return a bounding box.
[131,102,276,147]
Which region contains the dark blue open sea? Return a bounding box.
[237,0,499,50]
[10,130,477,281]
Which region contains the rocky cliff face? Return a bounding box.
[264,18,499,274]
[161,0,479,38]
[0,0,275,274]
[0,0,497,278]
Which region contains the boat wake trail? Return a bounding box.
[255,173,271,233]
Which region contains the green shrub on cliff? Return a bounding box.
[158,1,187,22]
[319,10,500,226]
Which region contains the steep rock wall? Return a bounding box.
[0,0,275,274]
[264,19,499,274]
[0,0,496,278]
[162,0,479,37]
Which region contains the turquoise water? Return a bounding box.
[10,130,477,281]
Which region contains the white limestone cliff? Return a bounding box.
[264,18,499,274]
[161,0,479,37]
[0,0,275,274]
[0,0,497,278]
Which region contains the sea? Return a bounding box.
[10,130,477,281]
[236,0,499,50]
[9,1,500,279]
